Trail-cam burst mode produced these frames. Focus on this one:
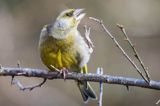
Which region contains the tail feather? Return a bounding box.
[77,81,97,103]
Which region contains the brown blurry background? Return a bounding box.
[0,0,160,106]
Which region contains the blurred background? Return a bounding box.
[0,0,160,106]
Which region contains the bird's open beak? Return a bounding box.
[74,8,86,21]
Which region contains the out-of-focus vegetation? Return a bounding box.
[0,0,160,106]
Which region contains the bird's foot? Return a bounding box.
[59,68,68,80]
[50,65,68,80]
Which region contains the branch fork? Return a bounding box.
[89,17,150,84]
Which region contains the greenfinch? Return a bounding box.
[39,8,96,103]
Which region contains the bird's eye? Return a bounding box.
[65,12,73,17]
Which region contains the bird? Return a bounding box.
[39,8,96,103]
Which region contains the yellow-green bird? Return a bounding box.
[39,8,96,103]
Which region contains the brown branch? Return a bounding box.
[117,24,150,82]
[89,17,149,83]
[0,67,160,90]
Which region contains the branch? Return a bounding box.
[0,67,160,90]
[89,17,149,83]
[117,24,150,82]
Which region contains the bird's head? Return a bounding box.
[52,9,86,38]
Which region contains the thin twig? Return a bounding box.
[11,61,21,85]
[17,60,21,68]
[11,61,21,84]
[117,24,150,82]
[0,67,160,90]
[89,17,149,84]
[11,78,47,91]
[97,68,104,106]
[11,61,47,91]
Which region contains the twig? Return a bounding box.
[11,78,47,91]
[11,61,21,85]
[97,68,104,106]
[11,61,21,84]
[117,24,150,82]
[0,67,160,90]
[89,17,149,84]
[17,60,21,68]
[10,61,47,91]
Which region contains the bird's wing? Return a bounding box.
[74,31,91,68]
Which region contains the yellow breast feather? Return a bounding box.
[40,35,79,71]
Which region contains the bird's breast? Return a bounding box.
[40,35,80,71]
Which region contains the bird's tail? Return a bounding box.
[77,65,96,103]
[77,81,97,103]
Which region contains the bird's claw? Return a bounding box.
[50,65,68,80]
[59,68,68,80]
